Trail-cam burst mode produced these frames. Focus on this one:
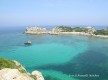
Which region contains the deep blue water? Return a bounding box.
[0,27,108,80]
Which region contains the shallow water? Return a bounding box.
[0,28,108,80]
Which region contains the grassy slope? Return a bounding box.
[0,58,26,73]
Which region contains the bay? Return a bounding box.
[0,27,108,80]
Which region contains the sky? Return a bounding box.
[0,0,108,27]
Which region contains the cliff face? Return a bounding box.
[0,58,44,80]
[25,27,48,34]
[0,68,34,80]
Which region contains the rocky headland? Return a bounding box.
[0,58,44,80]
[24,26,108,38]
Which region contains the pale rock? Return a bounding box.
[32,70,44,80]
[0,68,34,80]
[13,60,26,72]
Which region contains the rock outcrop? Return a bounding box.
[32,71,45,80]
[0,58,44,80]
[24,26,60,34]
[0,68,34,80]
[13,60,27,73]
[25,27,48,34]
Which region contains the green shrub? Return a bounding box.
[30,75,37,80]
[94,30,108,35]
[0,58,17,69]
[58,26,88,32]
[0,58,26,73]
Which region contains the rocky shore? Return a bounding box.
[0,58,44,80]
[57,32,108,38]
[24,26,108,38]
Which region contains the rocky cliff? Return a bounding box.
[0,58,44,80]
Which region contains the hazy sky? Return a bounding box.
[0,0,108,27]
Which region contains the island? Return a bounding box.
[24,26,108,38]
[0,58,44,80]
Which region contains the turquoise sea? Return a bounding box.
[0,27,108,80]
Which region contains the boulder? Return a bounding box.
[32,70,44,80]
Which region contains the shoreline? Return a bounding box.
[25,31,108,39]
[58,32,108,38]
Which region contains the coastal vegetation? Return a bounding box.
[57,26,91,32]
[0,58,26,73]
[57,26,108,36]
[94,28,108,35]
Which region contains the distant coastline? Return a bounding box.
[24,26,108,38]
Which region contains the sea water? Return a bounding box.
[0,27,108,80]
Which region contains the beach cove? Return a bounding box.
[0,27,108,80]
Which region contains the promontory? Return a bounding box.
[0,58,44,80]
[24,26,108,38]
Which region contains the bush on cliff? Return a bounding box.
[0,58,26,73]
